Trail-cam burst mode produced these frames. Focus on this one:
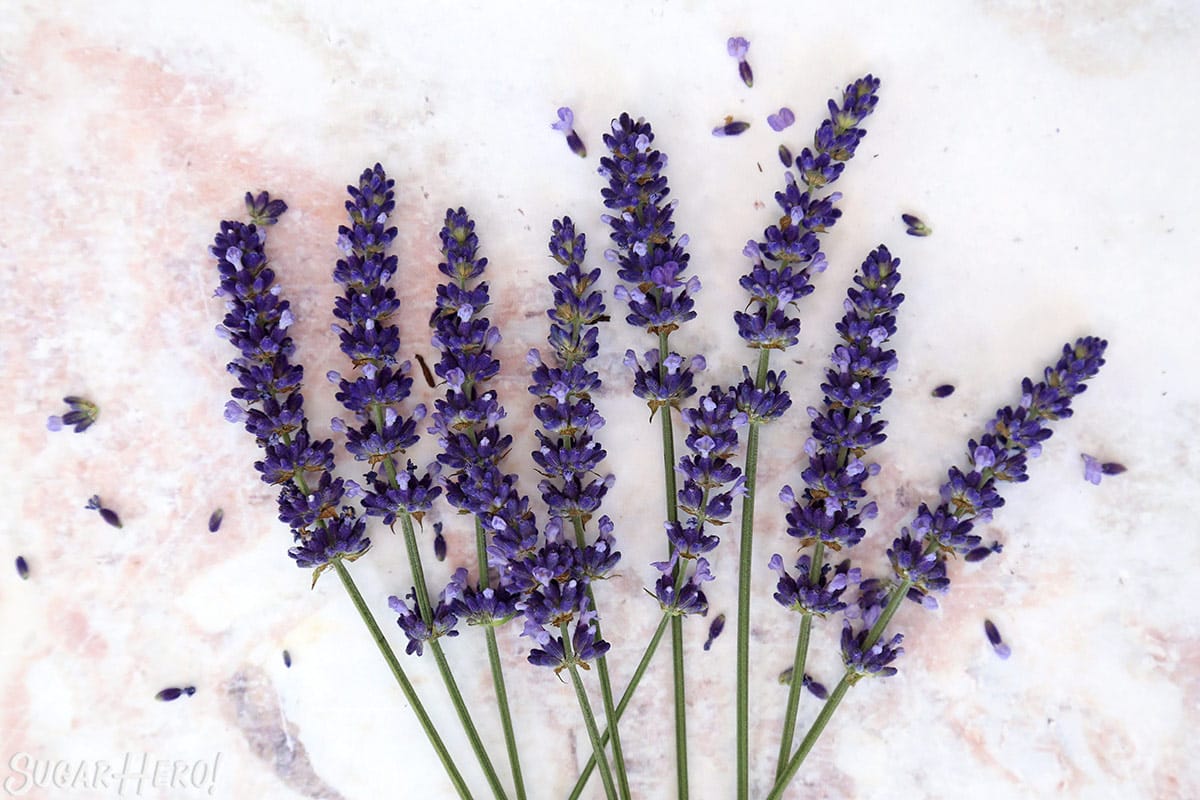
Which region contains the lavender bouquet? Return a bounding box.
[207,70,1106,800]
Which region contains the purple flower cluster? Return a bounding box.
[841,336,1108,677]
[425,207,567,660]
[600,114,700,339]
[327,164,440,529]
[516,218,620,672]
[736,75,881,350]
[47,396,99,433]
[212,194,369,576]
[777,246,903,554]
[389,587,459,656]
[652,386,747,617]
[882,337,1109,612]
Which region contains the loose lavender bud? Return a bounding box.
[932,383,956,398]
[984,619,1011,659]
[964,541,1003,562]
[208,508,223,533]
[85,495,123,528]
[778,144,793,167]
[211,195,370,579]
[1082,453,1125,484]
[155,686,196,702]
[282,650,292,668]
[551,106,588,158]
[47,396,99,433]
[245,191,287,226]
[713,120,751,137]
[767,108,795,132]
[15,556,29,580]
[703,613,726,650]
[1102,461,1127,476]
[737,75,881,350]
[901,213,932,237]
[433,521,447,562]
[802,674,829,700]
[726,36,753,87]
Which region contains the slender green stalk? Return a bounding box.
[766,579,912,800]
[736,347,772,799]
[562,624,619,800]
[773,541,823,780]
[397,513,509,800]
[656,330,689,800]
[332,559,474,800]
[572,519,632,800]
[568,613,671,800]
[474,519,528,800]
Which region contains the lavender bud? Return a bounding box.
[433,521,447,562]
[283,650,292,668]
[703,613,726,651]
[984,619,1011,659]
[208,508,224,533]
[713,120,751,137]
[778,144,794,167]
[15,556,29,580]
[932,384,956,398]
[1102,461,1127,476]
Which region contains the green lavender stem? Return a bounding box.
[657,330,688,800]
[766,578,912,800]
[398,512,510,800]
[773,541,824,780]
[333,559,474,800]
[567,613,671,800]
[736,347,771,799]
[474,519,527,800]
[562,624,619,800]
[572,518,632,800]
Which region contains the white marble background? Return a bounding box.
[2,1,1198,798]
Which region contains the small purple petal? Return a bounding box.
[767,107,795,132]
[1081,453,1103,485]
[726,37,749,59]
[46,415,63,431]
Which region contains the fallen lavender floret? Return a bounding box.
[552,107,588,158]
[984,619,1011,659]
[1082,453,1127,484]
[85,495,122,529]
[47,396,99,433]
[901,212,932,237]
[703,613,726,650]
[727,36,753,87]
[211,195,369,581]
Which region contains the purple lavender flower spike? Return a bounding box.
[883,336,1108,623]
[600,113,699,338]
[388,587,460,656]
[211,195,369,581]
[768,108,795,132]
[552,106,588,158]
[738,75,881,351]
[841,622,904,682]
[726,36,753,87]
[47,396,99,433]
[778,246,902,562]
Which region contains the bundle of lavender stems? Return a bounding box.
[209,75,1107,800]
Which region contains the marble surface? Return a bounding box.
[3,2,1198,798]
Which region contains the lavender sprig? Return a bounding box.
[525,217,628,798]
[211,195,472,799]
[767,336,1108,800]
[599,112,700,799]
[769,244,903,780]
[428,207,527,800]
[733,76,881,800]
